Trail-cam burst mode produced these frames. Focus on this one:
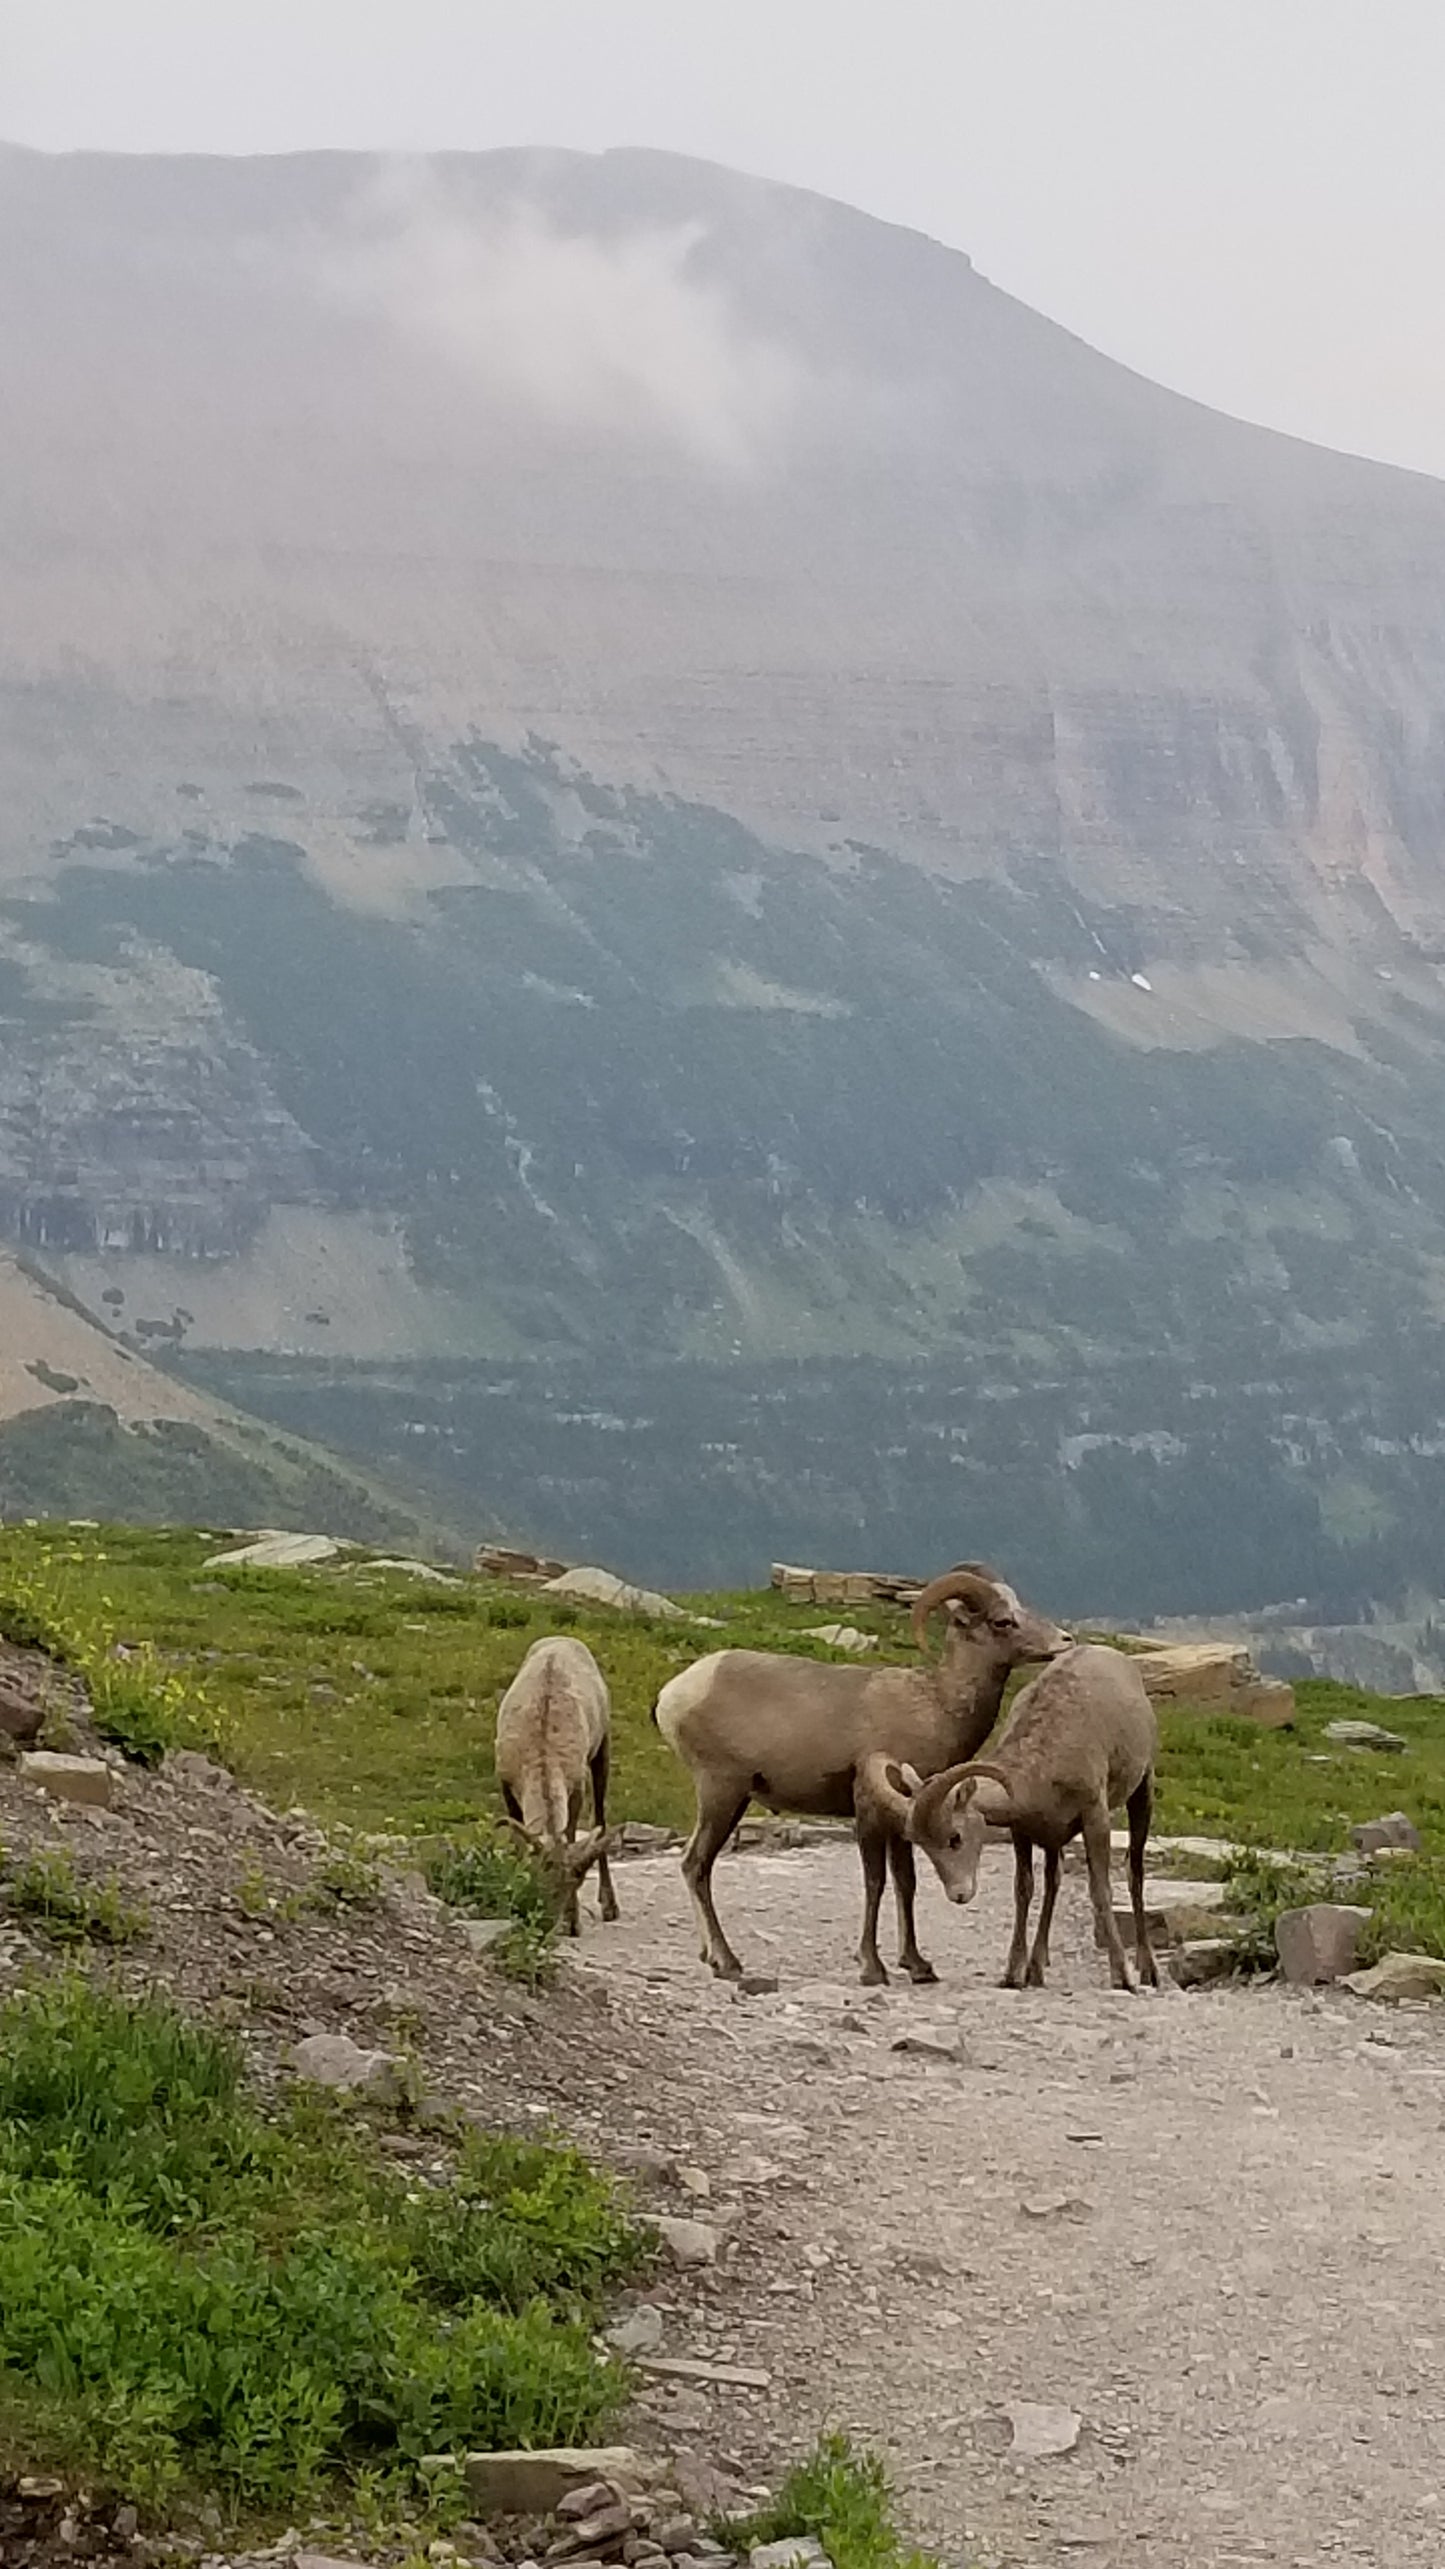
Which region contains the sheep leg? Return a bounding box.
[1126,1772,1160,1987]
[1082,1804,1134,1989]
[1002,1833,1035,1987]
[589,1741,620,1923]
[888,1837,938,1983]
[856,1825,891,1985]
[1025,1846,1061,1986]
[681,1786,750,1978]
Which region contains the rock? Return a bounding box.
[654,2216,719,2268]
[1351,1811,1421,1853]
[890,2034,963,2062]
[735,1972,781,1998]
[749,2541,829,2569]
[1003,2402,1083,2459]
[543,1567,685,1620]
[457,2452,659,2515]
[1170,1938,1240,1987]
[550,2501,635,2554]
[1343,1951,1445,2003]
[0,1682,45,1745]
[555,2484,625,2522]
[1109,1881,1228,1946]
[205,1531,343,1568]
[296,2555,373,2569]
[1233,1679,1297,1727]
[655,2523,700,2557]
[801,1624,878,1653]
[605,2303,665,2357]
[367,1557,464,1585]
[638,2357,771,2388]
[1019,2193,1091,2222]
[460,1917,514,1956]
[1325,1719,1407,1754]
[18,1750,113,1807]
[1274,1903,1372,1985]
[674,2164,712,2200]
[289,2030,408,2103]
[1131,1643,1251,1703]
[475,1544,570,1582]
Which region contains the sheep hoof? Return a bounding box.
[903,1958,939,1986]
[858,1957,889,1987]
[1024,1963,1045,1987]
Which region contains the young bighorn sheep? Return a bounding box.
[864,1642,1159,1990]
[652,1566,1071,1984]
[494,1635,620,1934]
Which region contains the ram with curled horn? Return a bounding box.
[651,1564,1071,1984]
[862,1640,1161,1993]
[494,1635,621,1936]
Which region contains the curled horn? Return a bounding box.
[858,1751,916,1827]
[907,1759,1014,1833]
[909,1562,1003,1653]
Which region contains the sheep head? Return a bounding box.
[864,1754,1015,1905]
[910,1565,1072,1668]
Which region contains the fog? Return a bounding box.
[6,0,1445,481]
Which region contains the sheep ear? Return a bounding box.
[884,1760,918,1800]
[899,1763,926,1795]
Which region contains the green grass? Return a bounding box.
[719,2435,937,2569]
[0,1845,148,1947]
[0,1977,643,2511]
[1221,1845,1445,1967]
[426,1828,565,1985]
[3,1523,1444,1878]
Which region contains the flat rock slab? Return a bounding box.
[1344,1952,1445,2002]
[457,2449,659,2515]
[1351,1811,1421,1853]
[289,2030,408,2102]
[18,1750,112,1807]
[1325,1719,1408,1753]
[205,1531,344,1568]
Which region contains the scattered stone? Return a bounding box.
[18,1750,113,1807]
[655,2523,701,2557]
[654,2216,719,2268]
[543,1567,685,1620]
[550,2501,635,2555]
[1111,1881,1228,1945]
[0,1681,45,1745]
[1324,1719,1407,1754]
[639,2357,771,2389]
[801,1624,878,1653]
[1351,1811,1422,1853]
[205,1531,344,1568]
[1019,2193,1091,2223]
[296,2554,373,2569]
[289,2030,408,2103]
[18,2477,65,2501]
[1170,1938,1239,1987]
[460,1917,514,1957]
[555,2484,624,2523]
[749,2540,829,2569]
[1003,2401,1083,2459]
[1343,1952,1445,2003]
[735,1972,781,1997]
[457,2452,659,2515]
[890,2034,963,2062]
[367,1557,464,1585]
[605,2303,666,2357]
[674,2164,712,2200]
[1274,1904,1373,1986]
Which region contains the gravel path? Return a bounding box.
[563,1836,1445,2569]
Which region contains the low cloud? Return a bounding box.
[316,164,802,475]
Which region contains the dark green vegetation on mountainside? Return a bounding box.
[13,742,1445,1613]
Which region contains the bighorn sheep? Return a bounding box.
[495,1635,620,1933]
[864,1643,1159,1990]
[652,1566,1071,1984]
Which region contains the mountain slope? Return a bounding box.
[4,141,1445,1607]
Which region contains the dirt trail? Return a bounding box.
[565,1837,1445,2569]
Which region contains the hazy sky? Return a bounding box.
[6,0,1445,481]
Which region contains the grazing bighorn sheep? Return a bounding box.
[864,1642,1159,1990]
[495,1635,620,1934]
[652,1566,1071,1984]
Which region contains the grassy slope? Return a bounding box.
[2,1525,1444,1860]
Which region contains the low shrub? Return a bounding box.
[0,1979,639,2506]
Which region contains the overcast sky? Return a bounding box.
[6,0,1444,482]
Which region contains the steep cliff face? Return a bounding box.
[4,140,1445,1606]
